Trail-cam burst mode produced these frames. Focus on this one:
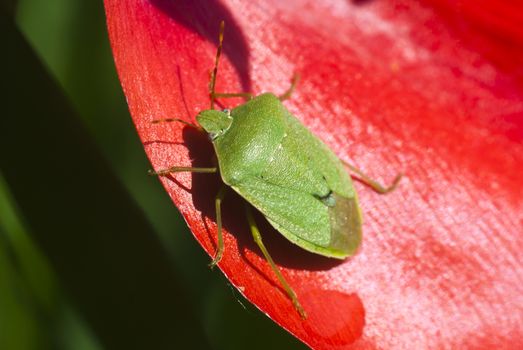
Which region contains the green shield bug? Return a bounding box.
[150,21,402,319]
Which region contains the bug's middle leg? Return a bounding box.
[342,160,403,194]
[245,205,307,319]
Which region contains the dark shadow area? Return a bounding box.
[0,14,209,349]
[150,0,251,93]
[176,65,192,119]
[1,0,17,16]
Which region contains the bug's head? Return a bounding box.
[196,109,233,141]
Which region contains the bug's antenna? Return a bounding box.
[209,21,225,110]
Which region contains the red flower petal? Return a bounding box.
[104,1,523,348]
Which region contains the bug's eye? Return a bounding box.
[222,108,230,115]
[208,129,226,141]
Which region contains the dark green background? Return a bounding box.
[1,1,307,349]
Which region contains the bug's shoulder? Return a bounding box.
[231,92,283,122]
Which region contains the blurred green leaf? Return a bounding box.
[0,226,49,350]
[0,11,209,349]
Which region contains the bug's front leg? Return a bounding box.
[343,160,403,194]
[211,92,254,100]
[148,166,217,176]
[245,205,307,319]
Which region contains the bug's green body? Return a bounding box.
[197,93,362,258]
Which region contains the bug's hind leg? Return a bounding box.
[343,160,403,194]
[209,185,228,268]
[245,205,307,319]
[278,74,300,101]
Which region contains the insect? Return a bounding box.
[150,21,402,319]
